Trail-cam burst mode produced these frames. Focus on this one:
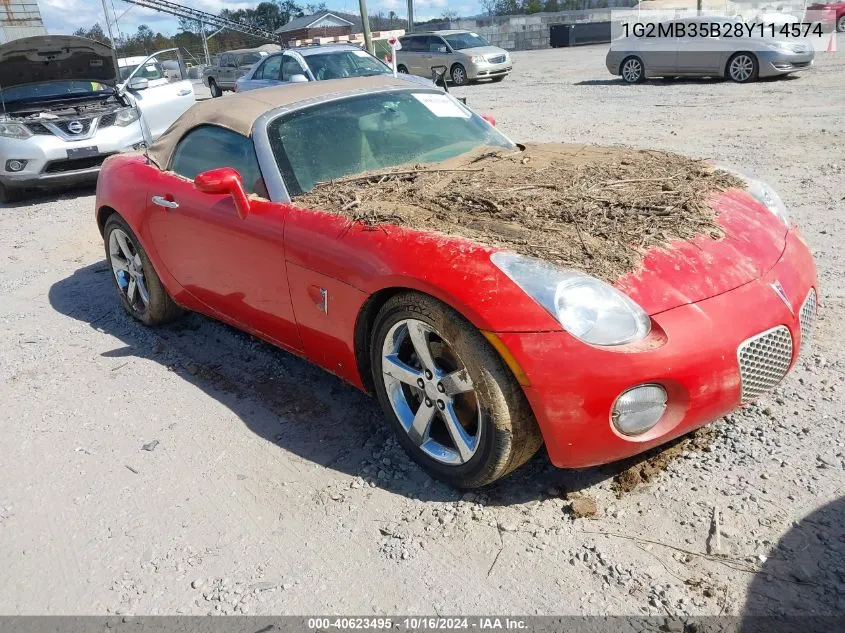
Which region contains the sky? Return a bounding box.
[39,0,482,37]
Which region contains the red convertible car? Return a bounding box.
[95,77,818,488]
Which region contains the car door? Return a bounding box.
[247,53,283,89]
[405,36,429,76]
[426,36,452,78]
[675,21,725,74]
[641,23,679,74]
[143,124,302,350]
[122,49,195,140]
[219,53,236,88]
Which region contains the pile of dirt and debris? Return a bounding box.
[294,143,745,282]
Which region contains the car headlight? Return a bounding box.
[717,166,790,225]
[491,252,651,346]
[113,107,141,127]
[0,121,32,139]
[471,55,486,64]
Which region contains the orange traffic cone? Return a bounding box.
[827,31,837,53]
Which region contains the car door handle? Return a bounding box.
[151,195,179,209]
[177,88,192,96]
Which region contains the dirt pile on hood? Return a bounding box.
[293,143,745,282]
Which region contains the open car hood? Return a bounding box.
[0,35,117,89]
[616,189,789,315]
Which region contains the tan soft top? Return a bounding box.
[147,76,415,169]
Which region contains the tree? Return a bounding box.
[522,0,543,12]
[73,23,110,45]
[543,0,561,10]
[493,0,520,15]
[442,9,459,20]
[480,0,497,15]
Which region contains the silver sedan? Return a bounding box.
[606,18,815,83]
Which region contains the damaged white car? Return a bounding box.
[0,35,195,202]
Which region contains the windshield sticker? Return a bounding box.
[412,93,471,118]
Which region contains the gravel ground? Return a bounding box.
[1,41,843,617]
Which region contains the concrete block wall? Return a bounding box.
[429,5,632,51]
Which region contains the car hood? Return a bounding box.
[616,188,789,315]
[459,46,508,59]
[0,35,117,89]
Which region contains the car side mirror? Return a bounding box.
[481,114,497,126]
[194,167,251,220]
[289,73,309,83]
[128,76,149,91]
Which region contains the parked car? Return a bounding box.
[396,30,512,85]
[203,48,271,97]
[0,36,195,202]
[607,17,815,83]
[235,44,434,92]
[95,76,817,488]
[806,1,845,32]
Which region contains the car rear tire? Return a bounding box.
[397,64,409,74]
[103,214,183,327]
[209,79,222,98]
[370,292,543,488]
[450,64,469,86]
[726,52,758,83]
[838,15,845,32]
[620,56,645,83]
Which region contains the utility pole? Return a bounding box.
[358,0,374,54]
[100,0,121,78]
[200,19,210,66]
[407,0,414,33]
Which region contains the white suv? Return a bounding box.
[0,36,195,202]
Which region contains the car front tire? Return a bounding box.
[727,52,758,83]
[397,64,409,74]
[450,63,469,86]
[0,183,23,204]
[838,14,845,32]
[209,79,222,98]
[620,56,645,83]
[370,292,542,488]
[103,214,183,327]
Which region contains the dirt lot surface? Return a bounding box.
[2,41,843,616]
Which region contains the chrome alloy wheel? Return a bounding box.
[108,228,150,313]
[622,58,642,83]
[381,319,481,465]
[729,54,754,82]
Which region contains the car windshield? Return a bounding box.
[304,51,391,80]
[269,90,513,195]
[443,32,490,50]
[0,80,113,105]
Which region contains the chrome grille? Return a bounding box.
[55,118,93,135]
[738,325,793,404]
[487,54,506,64]
[25,122,53,135]
[799,289,817,354]
[99,113,117,128]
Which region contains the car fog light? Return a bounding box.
[6,159,27,172]
[612,384,667,436]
